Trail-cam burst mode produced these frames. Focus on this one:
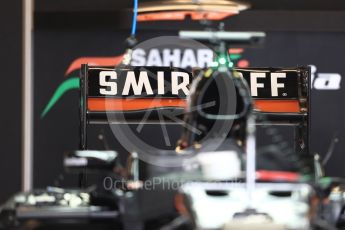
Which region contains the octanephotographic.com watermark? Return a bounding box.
[103,176,243,191]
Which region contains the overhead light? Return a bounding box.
[179,31,266,41]
[179,31,266,47]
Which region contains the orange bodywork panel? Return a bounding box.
[88,98,301,113]
[88,98,187,111]
[137,11,234,21]
[254,100,301,113]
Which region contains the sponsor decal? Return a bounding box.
[96,68,191,97]
[94,68,297,99]
[41,51,342,118]
[41,48,249,117]
[310,65,342,90]
[238,71,298,98]
[130,48,213,68]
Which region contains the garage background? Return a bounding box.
[1,0,345,203]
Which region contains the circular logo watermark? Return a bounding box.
[105,36,237,167]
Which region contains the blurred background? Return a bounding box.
[1,0,345,203]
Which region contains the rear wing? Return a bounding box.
[79,64,193,149]
[235,67,311,157]
[235,67,310,125]
[80,65,310,153]
[80,65,191,124]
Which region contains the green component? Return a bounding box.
[230,54,241,60]
[318,177,332,189]
[218,56,227,65]
[41,77,80,118]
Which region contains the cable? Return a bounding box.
[322,132,339,166]
[131,0,138,36]
[121,0,138,66]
